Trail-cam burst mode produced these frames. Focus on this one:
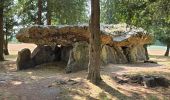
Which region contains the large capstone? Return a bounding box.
[16,48,35,70]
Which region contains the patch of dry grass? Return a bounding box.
[0,44,170,100]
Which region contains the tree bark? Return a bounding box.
[37,0,42,25]
[0,0,4,61]
[46,0,51,25]
[4,33,9,55]
[144,44,149,60]
[87,0,102,85]
[164,44,170,56]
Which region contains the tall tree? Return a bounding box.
[3,0,16,55]
[51,0,88,25]
[101,0,117,24]
[101,0,170,56]
[37,0,42,25]
[87,0,101,84]
[17,0,37,25]
[0,0,4,61]
[46,0,51,25]
[164,44,170,56]
[155,28,170,56]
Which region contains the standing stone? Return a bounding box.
[125,45,147,63]
[66,43,129,73]
[101,45,127,65]
[31,45,55,65]
[16,48,35,70]
[66,42,89,73]
[127,47,137,63]
[135,45,147,61]
[61,46,73,63]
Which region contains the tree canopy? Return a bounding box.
[0,0,170,60]
[101,0,170,56]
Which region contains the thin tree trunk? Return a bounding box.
[164,44,170,56]
[37,0,42,25]
[144,44,149,60]
[0,0,4,61]
[46,0,51,25]
[4,33,9,55]
[87,0,101,85]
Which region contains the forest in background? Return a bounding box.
[0,0,170,56]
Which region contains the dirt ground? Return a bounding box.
[0,43,170,100]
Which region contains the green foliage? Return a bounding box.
[3,0,17,41]
[17,0,39,25]
[16,0,88,25]
[101,0,170,46]
[2,0,170,46]
[50,0,88,25]
[101,0,118,24]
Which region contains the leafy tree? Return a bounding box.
[101,0,170,56]
[17,0,88,25]
[155,27,170,56]
[37,0,42,25]
[101,0,117,24]
[50,0,88,25]
[46,0,52,25]
[87,0,101,84]
[17,0,39,25]
[3,0,16,55]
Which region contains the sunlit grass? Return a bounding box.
[4,55,17,61]
[0,45,170,100]
[149,55,170,59]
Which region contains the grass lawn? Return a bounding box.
[0,44,169,100]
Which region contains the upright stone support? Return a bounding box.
[66,42,89,73]
[17,48,35,70]
[66,42,130,73]
[136,45,147,61]
[31,45,55,66]
[61,46,73,63]
[124,45,147,63]
[101,45,127,64]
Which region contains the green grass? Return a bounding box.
[4,55,17,61]
[149,55,170,59]
[146,94,159,100]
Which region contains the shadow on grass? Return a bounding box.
[97,80,146,100]
[98,81,130,100]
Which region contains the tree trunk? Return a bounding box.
[0,0,4,61]
[87,0,102,85]
[46,0,51,25]
[37,0,42,25]
[4,33,9,55]
[164,44,170,56]
[144,44,149,60]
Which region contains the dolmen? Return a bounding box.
[16,24,152,73]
